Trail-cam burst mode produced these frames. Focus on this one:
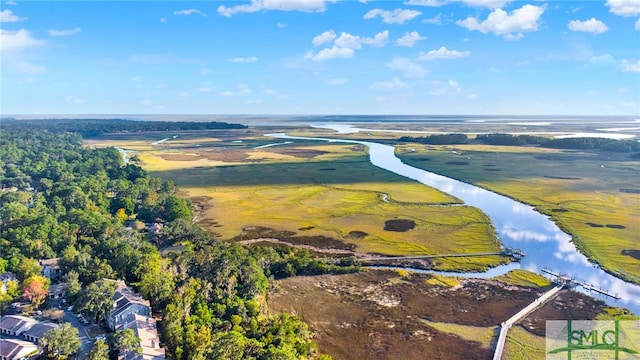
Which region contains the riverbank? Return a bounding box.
[395,144,640,286]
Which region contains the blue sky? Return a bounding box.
[1,0,639,115]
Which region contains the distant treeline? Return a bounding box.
[1,118,247,137]
[398,134,469,144]
[398,133,640,153]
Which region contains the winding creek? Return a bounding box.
[267,131,640,314]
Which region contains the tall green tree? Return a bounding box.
[75,279,118,323]
[40,323,81,359]
[87,339,109,360]
[115,328,142,359]
[0,279,20,309]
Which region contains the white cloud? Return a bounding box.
[66,96,86,104]
[178,92,190,99]
[362,30,389,47]
[371,77,409,90]
[160,17,167,23]
[327,78,348,85]
[568,18,608,34]
[636,18,640,30]
[387,57,426,78]
[363,8,422,24]
[396,31,426,47]
[6,0,18,5]
[220,83,252,96]
[0,29,42,51]
[48,27,81,36]
[218,0,335,17]
[404,0,510,8]
[590,54,615,64]
[417,46,470,60]
[606,0,640,16]
[423,13,442,24]
[277,22,287,28]
[621,59,640,73]
[460,0,511,8]
[456,4,545,40]
[174,9,207,16]
[312,30,337,46]
[448,79,460,89]
[129,54,199,64]
[334,32,363,49]
[11,61,46,74]
[0,9,25,22]
[228,56,259,63]
[404,0,447,6]
[305,46,355,61]
[307,30,388,61]
[503,33,524,41]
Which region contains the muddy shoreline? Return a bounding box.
[268,270,610,360]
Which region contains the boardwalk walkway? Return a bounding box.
[492,284,563,360]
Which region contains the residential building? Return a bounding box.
[107,281,151,331]
[116,314,165,360]
[0,273,17,294]
[47,282,68,300]
[22,323,57,343]
[39,258,62,281]
[0,339,38,360]
[0,315,37,337]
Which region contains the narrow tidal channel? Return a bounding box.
[267,132,640,314]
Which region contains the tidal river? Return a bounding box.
[267,131,640,314]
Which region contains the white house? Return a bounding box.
[106,281,151,331]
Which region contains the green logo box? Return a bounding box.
[547,320,640,359]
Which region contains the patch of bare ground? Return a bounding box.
[622,249,640,260]
[231,226,355,251]
[264,147,329,158]
[199,149,258,162]
[516,290,608,336]
[159,154,203,161]
[383,219,416,232]
[268,271,547,360]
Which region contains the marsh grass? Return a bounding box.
[85,132,504,271]
[398,144,640,284]
[420,319,495,346]
[503,326,546,360]
[493,270,553,288]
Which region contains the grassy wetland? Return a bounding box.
[395,140,640,284]
[87,128,507,272]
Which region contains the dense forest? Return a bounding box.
[0,120,355,359]
[398,133,640,153]
[0,118,247,138]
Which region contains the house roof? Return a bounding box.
[0,315,38,333]
[117,314,165,360]
[111,284,150,320]
[39,258,60,270]
[23,323,58,339]
[0,339,38,360]
[49,282,69,294]
[0,272,17,282]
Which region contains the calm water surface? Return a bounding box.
[268,131,640,314]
